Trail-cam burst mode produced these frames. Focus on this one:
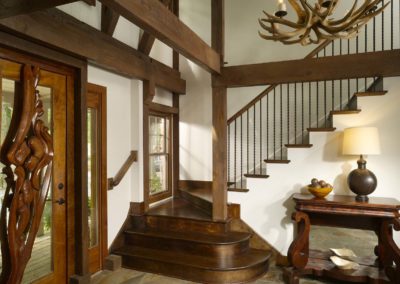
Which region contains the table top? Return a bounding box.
[293,194,400,218]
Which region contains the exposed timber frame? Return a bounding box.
[211,0,228,221]
[215,49,400,88]
[0,8,186,94]
[98,0,221,73]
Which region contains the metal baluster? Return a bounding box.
[324,80,327,127]
[316,81,319,128]
[253,105,256,173]
[332,80,335,114]
[382,0,385,51]
[287,84,290,144]
[260,99,262,174]
[340,80,343,111]
[309,82,311,128]
[294,83,297,144]
[373,10,376,52]
[228,124,230,185]
[301,82,304,144]
[234,120,237,187]
[391,0,394,50]
[280,85,283,159]
[273,88,276,159]
[247,111,249,174]
[240,114,243,188]
[266,91,269,160]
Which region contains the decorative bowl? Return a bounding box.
[330,256,360,270]
[308,186,333,198]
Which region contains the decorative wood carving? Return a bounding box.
[380,218,400,283]
[287,211,310,269]
[0,64,54,284]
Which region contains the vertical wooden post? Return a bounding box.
[211,0,227,221]
[70,65,91,284]
[142,78,155,211]
[172,0,180,197]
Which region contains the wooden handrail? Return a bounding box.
[227,39,332,124]
[108,150,138,190]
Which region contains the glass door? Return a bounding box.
[0,59,68,284]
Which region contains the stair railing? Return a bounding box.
[227,0,399,191]
[108,150,138,190]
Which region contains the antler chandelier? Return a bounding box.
[259,0,389,45]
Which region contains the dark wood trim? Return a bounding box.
[216,49,400,88]
[130,202,145,216]
[74,64,90,278]
[87,83,108,273]
[142,80,152,211]
[108,151,138,190]
[147,111,173,204]
[211,0,227,221]
[82,0,96,6]
[138,0,172,55]
[0,9,186,94]
[101,4,120,36]
[148,102,179,114]
[171,0,180,198]
[179,180,212,189]
[0,0,79,19]
[98,0,221,73]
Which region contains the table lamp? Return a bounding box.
[343,127,381,202]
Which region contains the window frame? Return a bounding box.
[148,111,173,204]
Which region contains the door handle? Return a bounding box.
[54,198,65,205]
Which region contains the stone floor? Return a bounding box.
[91,226,377,284]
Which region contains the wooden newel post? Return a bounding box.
[211,0,227,221]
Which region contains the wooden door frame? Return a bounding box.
[86,83,108,273]
[0,31,91,281]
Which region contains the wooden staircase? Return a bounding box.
[110,190,271,283]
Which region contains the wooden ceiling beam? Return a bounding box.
[0,0,81,19]
[215,50,400,88]
[138,0,172,55]
[98,0,221,73]
[0,8,185,94]
[101,4,120,36]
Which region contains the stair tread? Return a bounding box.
[179,187,212,203]
[244,173,270,178]
[115,245,271,271]
[285,144,313,148]
[330,109,361,115]
[264,159,291,164]
[228,188,249,193]
[125,227,251,245]
[355,91,387,97]
[307,127,336,132]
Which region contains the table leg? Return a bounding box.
[379,218,400,283]
[288,211,310,269]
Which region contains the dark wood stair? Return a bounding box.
[111,198,271,283]
[244,173,270,178]
[285,144,313,148]
[264,159,291,164]
[307,127,336,132]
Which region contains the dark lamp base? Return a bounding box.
[347,156,377,202]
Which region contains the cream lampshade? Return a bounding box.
[343,127,381,202]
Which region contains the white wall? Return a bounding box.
[229,77,400,254]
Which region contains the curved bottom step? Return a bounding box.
[115,246,271,284]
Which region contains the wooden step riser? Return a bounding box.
[143,215,229,234]
[120,254,269,284]
[178,189,212,215]
[124,233,250,258]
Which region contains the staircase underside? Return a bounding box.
[111,190,271,283]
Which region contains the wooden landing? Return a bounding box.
[148,198,212,221]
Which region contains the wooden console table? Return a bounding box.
[283,194,400,284]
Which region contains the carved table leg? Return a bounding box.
[283,267,300,284]
[379,218,400,283]
[288,211,311,269]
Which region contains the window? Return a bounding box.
[149,114,171,201]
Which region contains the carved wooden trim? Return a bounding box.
[380,218,400,283]
[0,65,54,284]
[287,211,310,269]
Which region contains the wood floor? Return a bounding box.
[110,187,271,283]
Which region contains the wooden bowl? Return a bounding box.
[308,186,333,198]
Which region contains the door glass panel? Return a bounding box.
[0,79,15,274]
[87,107,99,248]
[22,85,53,284]
[149,115,170,196]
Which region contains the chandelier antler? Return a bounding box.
[259,0,389,45]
